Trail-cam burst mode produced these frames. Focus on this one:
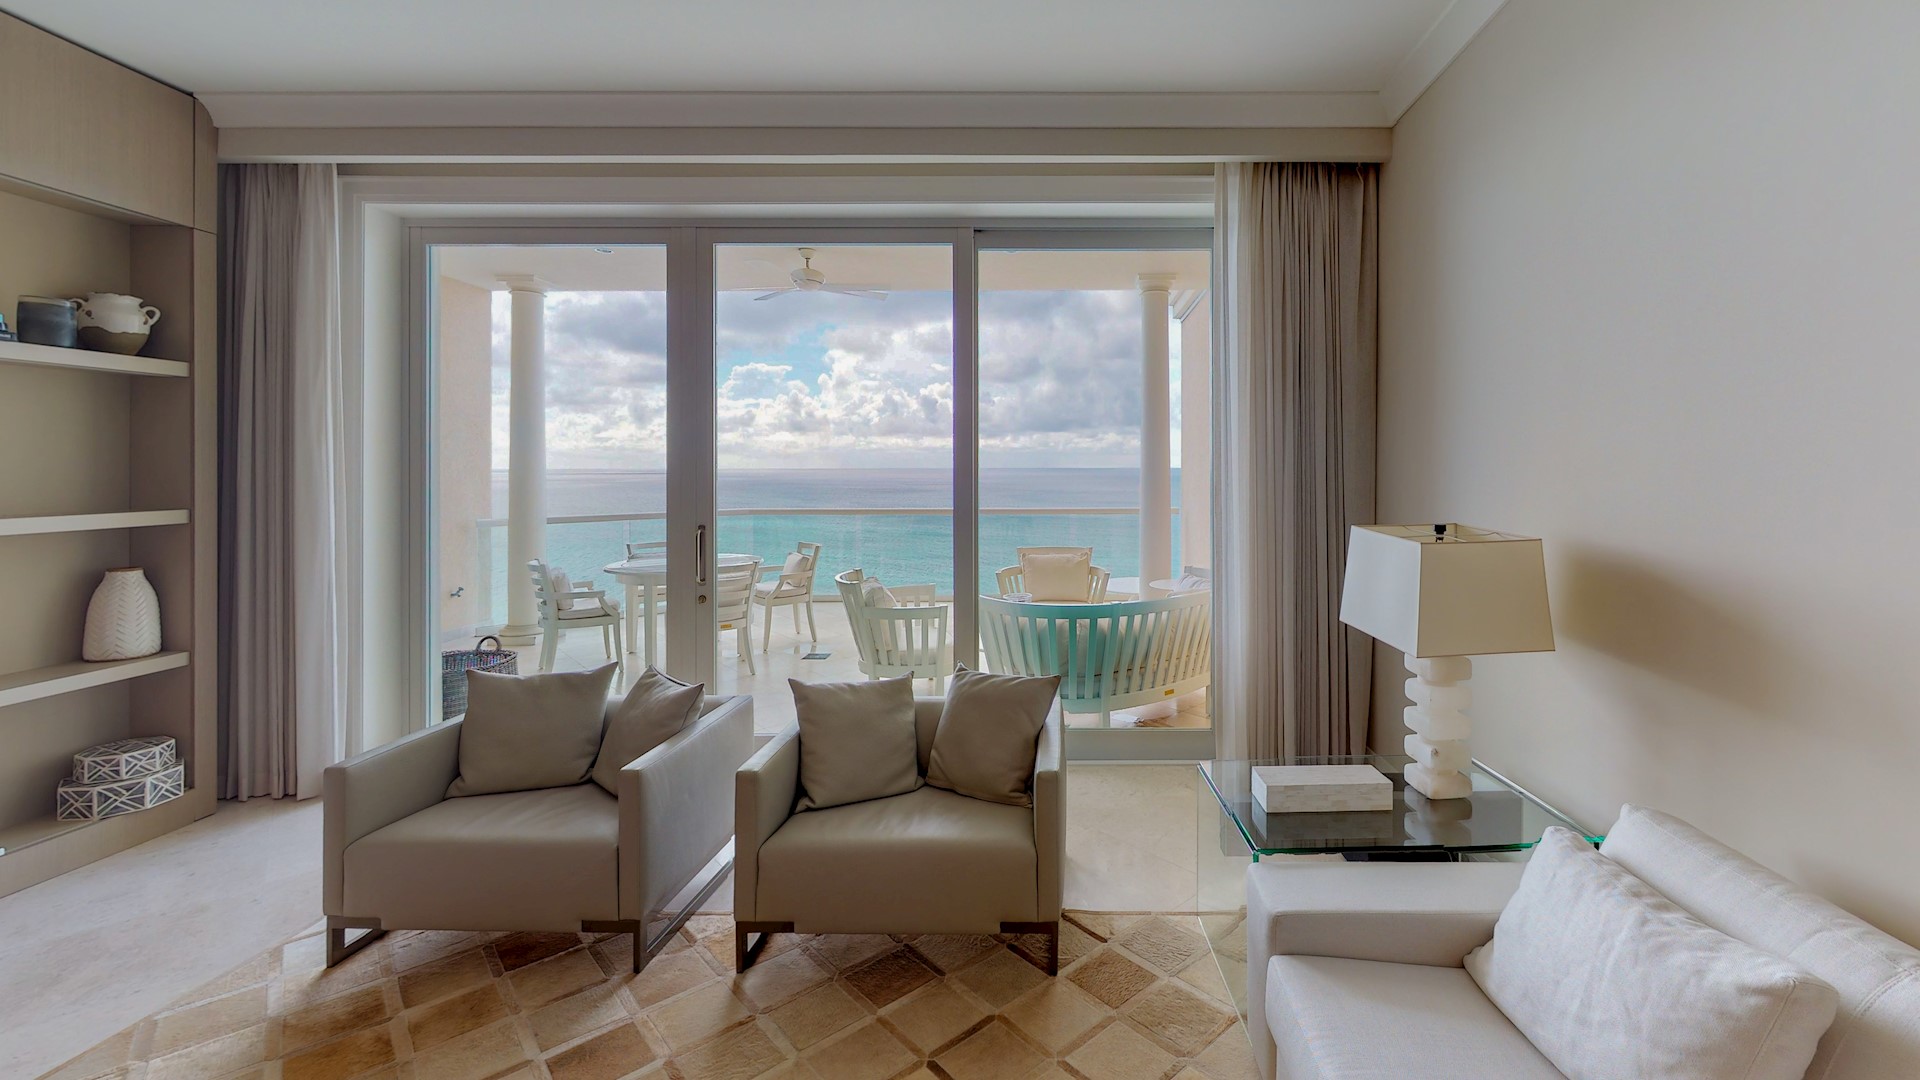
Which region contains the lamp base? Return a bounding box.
[1402,653,1473,800]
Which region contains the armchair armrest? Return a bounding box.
[618,695,754,921]
[1032,704,1065,923]
[323,721,463,916]
[734,725,801,922]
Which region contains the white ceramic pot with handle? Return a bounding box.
[70,292,161,355]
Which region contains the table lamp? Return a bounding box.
[1338,524,1555,800]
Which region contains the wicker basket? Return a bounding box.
[441,635,517,717]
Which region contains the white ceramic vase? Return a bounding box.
[83,568,162,662]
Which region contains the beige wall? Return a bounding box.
[1377,0,1920,944]
[435,277,494,639]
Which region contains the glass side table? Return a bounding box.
[1194,755,1600,1020]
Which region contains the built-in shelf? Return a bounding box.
[0,787,195,858]
[0,339,189,378]
[0,509,189,537]
[0,651,189,709]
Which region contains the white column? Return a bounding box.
[1176,289,1212,572]
[497,275,549,646]
[1138,274,1176,593]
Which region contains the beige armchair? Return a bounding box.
[733,698,1065,973]
[323,694,753,973]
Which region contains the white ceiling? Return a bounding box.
[9,0,1506,128]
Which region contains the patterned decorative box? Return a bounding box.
[72,735,178,784]
[57,762,185,821]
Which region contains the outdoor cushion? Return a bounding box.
[342,783,619,931]
[591,667,704,795]
[549,567,574,609]
[859,577,898,608]
[1467,827,1838,1080]
[757,785,1038,932]
[1266,955,1564,1080]
[447,664,617,797]
[556,598,617,620]
[927,666,1059,807]
[790,677,921,811]
[1021,551,1092,601]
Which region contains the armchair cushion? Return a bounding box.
[790,677,922,811]
[342,783,619,931]
[1266,955,1563,1080]
[1020,550,1091,601]
[549,567,574,609]
[757,786,1038,933]
[1466,828,1838,1080]
[926,666,1060,807]
[447,664,618,796]
[591,667,703,795]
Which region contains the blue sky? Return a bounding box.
[488,287,1183,470]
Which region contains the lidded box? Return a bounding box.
[58,763,185,822]
[72,735,177,784]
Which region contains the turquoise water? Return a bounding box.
[473,468,1182,624]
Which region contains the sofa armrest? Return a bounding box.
[734,725,801,922]
[1032,704,1065,923]
[1244,860,1527,1078]
[618,694,754,921]
[323,721,463,916]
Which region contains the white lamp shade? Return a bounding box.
[1339,524,1555,658]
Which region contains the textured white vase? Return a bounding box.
[83,567,162,661]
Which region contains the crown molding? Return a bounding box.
[1378,0,1509,123]
[200,90,1390,131]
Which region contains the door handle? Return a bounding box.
[695,524,709,586]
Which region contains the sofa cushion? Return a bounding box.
[790,677,922,811]
[1467,827,1839,1080]
[1601,805,1920,1080]
[591,667,703,795]
[1266,955,1563,1079]
[342,783,618,931]
[926,666,1059,807]
[447,664,617,797]
[756,786,1036,933]
[1020,550,1091,601]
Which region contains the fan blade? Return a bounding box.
[751,289,793,301]
[823,285,889,300]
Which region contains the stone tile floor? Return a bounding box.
[41,912,1257,1080]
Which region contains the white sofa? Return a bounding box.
[1247,805,1920,1079]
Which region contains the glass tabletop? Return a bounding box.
[1200,755,1600,857]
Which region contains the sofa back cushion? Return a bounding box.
[447,663,618,797]
[1467,827,1839,1080]
[926,667,1060,807]
[790,677,922,811]
[590,667,704,794]
[1602,805,1920,1080]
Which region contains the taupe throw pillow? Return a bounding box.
[927,666,1060,806]
[791,677,921,811]
[447,663,617,797]
[591,667,705,795]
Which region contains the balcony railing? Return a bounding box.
[462,506,1181,628]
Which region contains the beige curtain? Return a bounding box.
[217,163,348,800]
[1211,162,1378,760]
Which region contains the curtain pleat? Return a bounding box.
[218,163,347,800]
[1212,162,1378,760]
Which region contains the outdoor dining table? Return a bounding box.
[602,552,758,668]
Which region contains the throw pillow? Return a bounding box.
[590,667,705,794]
[926,665,1060,806]
[447,663,618,797]
[549,568,574,609]
[1021,551,1092,601]
[860,577,897,608]
[1465,827,1839,1080]
[790,677,921,811]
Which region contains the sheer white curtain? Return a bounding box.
[218,163,349,800]
[1212,162,1379,760]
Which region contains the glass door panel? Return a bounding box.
[711,241,954,731]
[428,241,671,716]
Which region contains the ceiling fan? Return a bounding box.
[748,248,889,301]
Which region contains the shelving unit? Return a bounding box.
[0,338,190,377]
[0,12,218,898]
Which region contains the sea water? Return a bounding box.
[467,467,1182,625]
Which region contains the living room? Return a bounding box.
[0,2,1915,1079]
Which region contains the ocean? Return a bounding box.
[473,468,1183,623]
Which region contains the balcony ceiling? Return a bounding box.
[435,245,1211,293]
[10,1,1503,127]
